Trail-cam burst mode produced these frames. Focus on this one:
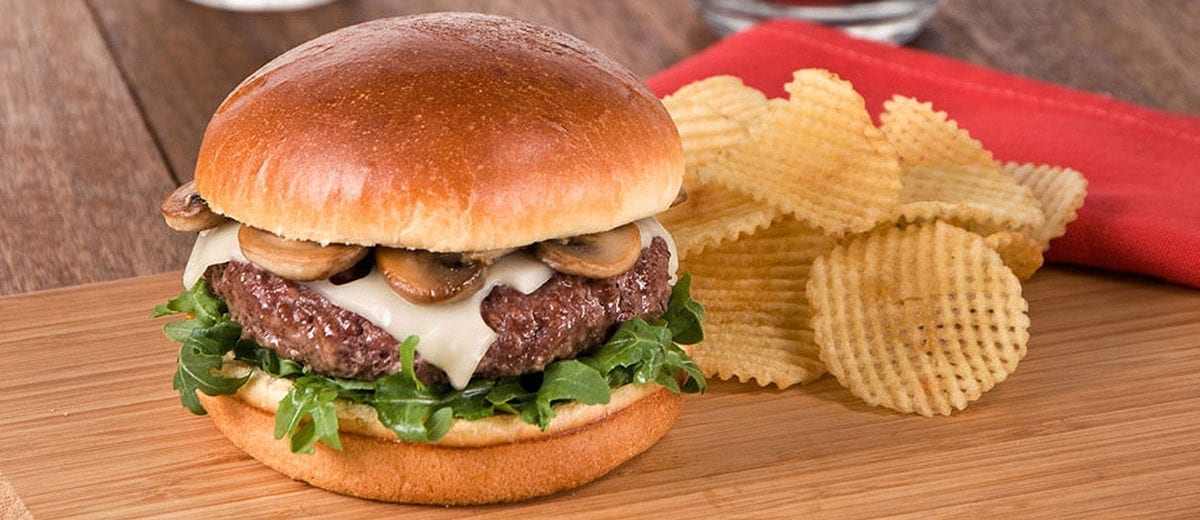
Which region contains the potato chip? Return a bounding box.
[807,221,1030,416]
[880,96,996,169]
[890,165,1045,235]
[984,231,1044,281]
[659,176,781,260]
[662,96,746,171]
[1004,162,1088,250]
[667,75,769,129]
[660,78,779,256]
[700,69,902,236]
[662,76,770,173]
[684,217,835,388]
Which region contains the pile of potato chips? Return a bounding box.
[660,70,1087,416]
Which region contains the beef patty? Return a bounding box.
[204,237,672,383]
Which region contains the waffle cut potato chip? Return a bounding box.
[984,231,1044,281]
[1005,162,1089,250]
[667,75,769,130]
[662,76,769,171]
[808,221,1030,416]
[662,97,747,172]
[890,165,1045,236]
[880,95,996,169]
[699,69,902,236]
[683,217,835,388]
[659,173,781,260]
[660,77,779,257]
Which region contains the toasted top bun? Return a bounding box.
[194,13,683,251]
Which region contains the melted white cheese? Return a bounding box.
[183,223,246,288]
[305,253,552,388]
[182,218,677,389]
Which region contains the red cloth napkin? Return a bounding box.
[646,20,1200,288]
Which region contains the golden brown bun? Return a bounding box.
[198,382,682,505]
[194,13,684,251]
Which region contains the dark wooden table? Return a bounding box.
[0,0,1197,296]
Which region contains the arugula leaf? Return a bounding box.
[442,379,498,420]
[162,319,202,343]
[398,335,421,382]
[372,336,454,442]
[162,281,249,414]
[274,375,343,454]
[532,360,610,429]
[152,279,224,322]
[661,273,706,344]
[666,343,706,393]
[234,340,303,378]
[372,380,452,443]
[173,332,249,414]
[591,319,666,373]
[486,376,535,414]
[587,317,706,395]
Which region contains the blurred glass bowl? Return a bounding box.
[697,0,944,44]
[185,0,340,12]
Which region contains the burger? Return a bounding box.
[153,13,705,505]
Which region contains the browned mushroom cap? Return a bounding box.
[375,248,487,304]
[161,181,227,232]
[461,248,518,265]
[237,225,369,282]
[328,254,374,286]
[670,188,687,208]
[535,223,641,279]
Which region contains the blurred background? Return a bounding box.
[1,0,1197,296]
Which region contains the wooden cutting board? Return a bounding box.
[1,269,1198,518]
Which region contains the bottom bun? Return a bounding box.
[198,383,683,505]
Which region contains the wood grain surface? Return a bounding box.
[85,0,713,186]
[0,0,1197,296]
[0,0,193,295]
[917,0,1200,114]
[1,267,1198,517]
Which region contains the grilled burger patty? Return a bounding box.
[204,237,672,383]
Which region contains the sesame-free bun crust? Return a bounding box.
[194,13,683,251]
[198,382,682,505]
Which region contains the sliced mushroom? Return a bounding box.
[375,248,487,304]
[328,254,374,286]
[161,181,227,232]
[670,188,687,208]
[535,223,641,279]
[461,248,518,265]
[237,225,368,282]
